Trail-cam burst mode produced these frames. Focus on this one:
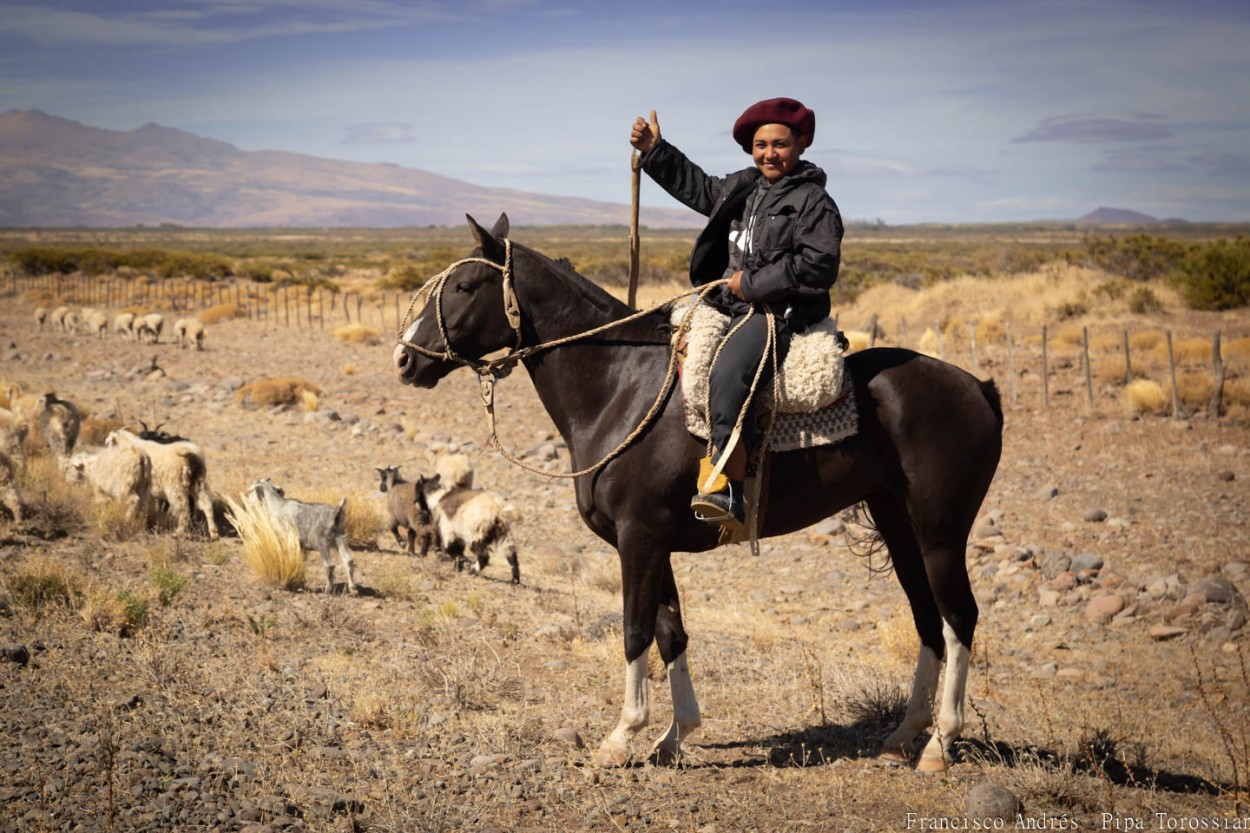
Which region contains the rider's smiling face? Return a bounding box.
[752,123,807,183]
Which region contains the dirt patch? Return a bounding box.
[1,290,1248,831]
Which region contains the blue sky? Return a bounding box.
[2,0,1249,224]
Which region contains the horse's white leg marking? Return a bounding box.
[650,650,702,763]
[879,641,940,762]
[592,653,649,767]
[917,620,970,772]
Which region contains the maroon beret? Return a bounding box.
[732,97,816,153]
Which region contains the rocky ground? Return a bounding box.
[0,290,1248,832]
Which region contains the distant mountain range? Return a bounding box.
[0,110,701,229]
[0,110,1191,229]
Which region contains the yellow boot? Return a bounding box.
[690,456,745,535]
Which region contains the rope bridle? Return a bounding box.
[395,238,726,479]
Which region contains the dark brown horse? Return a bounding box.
[393,214,1003,771]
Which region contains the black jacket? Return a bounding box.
[641,137,843,329]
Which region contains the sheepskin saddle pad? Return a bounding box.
[671,302,859,452]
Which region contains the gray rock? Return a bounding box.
[1,643,29,665]
[964,783,1023,820]
[1189,574,1246,607]
[555,727,585,749]
[1035,486,1059,500]
[1084,509,1108,523]
[1040,552,1071,578]
[1072,553,1104,573]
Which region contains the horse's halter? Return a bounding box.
[396,237,529,376]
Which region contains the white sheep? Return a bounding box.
[376,465,435,558]
[105,428,218,538]
[0,450,22,521]
[82,309,109,339]
[249,478,357,594]
[113,312,136,340]
[434,452,474,489]
[49,306,70,331]
[34,307,47,331]
[418,474,520,584]
[62,443,152,524]
[135,313,164,344]
[173,317,205,351]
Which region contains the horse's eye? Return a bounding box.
[455,281,471,293]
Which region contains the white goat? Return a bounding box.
[105,428,218,538]
[49,306,70,332]
[417,474,520,584]
[434,452,474,489]
[0,450,22,521]
[34,307,47,330]
[82,309,109,339]
[173,317,205,351]
[113,312,136,340]
[62,444,152,524]
[249,478,357,594]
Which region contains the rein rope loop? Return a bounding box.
[395,238,727,479]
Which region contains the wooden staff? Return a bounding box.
[628,150,642,310]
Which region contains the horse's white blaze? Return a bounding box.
[651,650,701,757]
[919,620,970,768]
[602,653,649,752]
[881,641,940,755]
[402,314,424,344]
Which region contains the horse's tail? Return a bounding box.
[980,378,1004,424]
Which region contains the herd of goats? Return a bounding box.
[0,301,522,590]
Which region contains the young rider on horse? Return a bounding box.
[630,97,844,535]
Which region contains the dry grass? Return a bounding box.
[79,416,126,447]
[332,323,381,345]
[1124,379,1167,414]
[234,377,322,410]
[197,303,241,325]
[223,494,305,591]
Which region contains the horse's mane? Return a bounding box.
[514,242,637,319]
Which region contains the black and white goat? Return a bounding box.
[416,473,520,585]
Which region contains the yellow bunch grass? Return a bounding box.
[306,490,386,548]
[197,303,241,325]
[1226,337,1250,364]
[331,323,381,345]
[234,377,322,410]
[1150,336,1211,366]
[1124,379,1166,415]
[1129,329,1166,351]
[224,495,305,591]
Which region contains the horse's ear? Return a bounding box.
[466,214,506,261]
[491,212,509,239]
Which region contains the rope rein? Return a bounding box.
[395,238,727,479]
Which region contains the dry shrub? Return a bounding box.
[1124,379,1166,414]
[879,611,920,664]
[973,317,1006,346]
[372,562,420,602]
[1093,356,1132,386]
[1088,332,1124,353]
[1129,329,1165,351]
[87,498,147,542]
[234,377,322,410]
[80,585,149,636]
[332,324,381,345]
[1226,337,1250,365]
[17,454,87,535]
[2,555,83,609]
[1176,372,1215,410]
[224,495,305,591]
[197,303,240,325]
[1150,336,1211,366]
[1053,324,1085,347]
[79,417,126,447]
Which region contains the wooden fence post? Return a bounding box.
[1005,322,1017,407]
[1166,330,1181,418]
[868,313,878,348]
[1210,330,1225,418]
[1041,324,1050,409]
[356,294,363,328]
[1122,330,1132,384]
[1082,326,1093,411]
[968,321,978,372]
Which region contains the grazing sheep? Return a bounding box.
[105,428,218,538]
[82,309,109,339]
[49,306,70,331]
[0,450,22,521]
[435,452,474,489]
[249,478,357,594]
[0,407,29,465]
[135,313,164,344]
[113,312,136,340]
[173,317,205,351]
[417,474,520,584]
[34,393,81,459]
[62,443,152,524]
[376,465,435,558]
[34,307,47,330]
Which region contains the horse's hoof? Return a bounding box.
[590,746,629,768]
[915,753,949,773]
[876,744,911,765]
[649,746,679,767]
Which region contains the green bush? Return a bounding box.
[1128,286,1164,314]
[1177,237,1250,310]
[1078,233,1188,282]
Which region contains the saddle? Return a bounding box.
[671,302,859,453]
